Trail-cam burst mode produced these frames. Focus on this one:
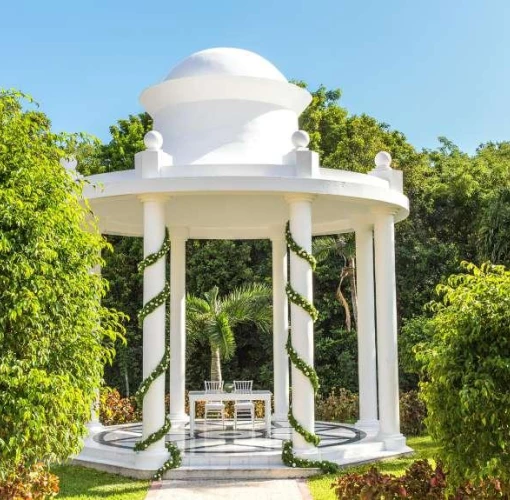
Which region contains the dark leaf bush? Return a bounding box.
[332,459,510,499]
[316,388,359,422]
[400,390,427,435]
[99,387,141,425]
[0,462,59,499]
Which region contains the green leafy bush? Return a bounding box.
[418,262,510,487]
[0,462,59,499]
[400,390,427,436]
[0,90,126,480]
[316,388,359,422]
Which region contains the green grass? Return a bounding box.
[307,435,440,500]
[51,464,149,500]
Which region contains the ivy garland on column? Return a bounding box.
[134,228,182,480]
[283,221,339,474]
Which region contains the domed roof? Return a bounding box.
[165,47,287,82]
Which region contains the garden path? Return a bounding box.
[145,478,312,500]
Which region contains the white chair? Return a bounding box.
[233,380,255,430]
[204,380,225,429]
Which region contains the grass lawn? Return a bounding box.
[307,435,440,500]
[51,464,149,500]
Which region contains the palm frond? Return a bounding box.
[186,295,211,342]
[312,236,338,262]
[206,311,236,360]
[221,283,272,331]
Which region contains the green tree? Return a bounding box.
[0,91,125,479]
[313,235,357,331]
[186,284,272,382]
[418,262,510,487]
[78,114,151,394]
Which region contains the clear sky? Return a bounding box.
[2,0,509,154]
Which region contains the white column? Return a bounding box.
[169,228,189,428]
[271,231,289,423]
[354,223,379,432]
[374,210,406,450]
[286,194,316,454]
[140,195,168,453]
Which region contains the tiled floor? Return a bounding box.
[94,420,364,457]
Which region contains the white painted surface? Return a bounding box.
[140,197,167,453]
[374,211,406,450]
[165,48,288,82]
[287,195,315,454]
[140,48,310,165]
[354,224,379,432]
[271,233,289,423]
[169,228,188,427]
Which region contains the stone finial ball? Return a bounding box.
[375,151,392,169]
[144,131,163,150]
[292,130,310,149]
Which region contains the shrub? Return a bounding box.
[400,390,427,435]
[332,460,446,499]
[0,90,125,480]
[454,478,510,499]
[418,262,510,487]
[99,387,141,425]
[332,460,510,499]
[333,466,405,499]
[0,462,59,499]
[316,388,359,422]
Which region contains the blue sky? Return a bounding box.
[2,1,509,154]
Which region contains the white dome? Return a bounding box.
[165,47,287,82]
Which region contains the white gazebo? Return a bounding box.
[79,47,410,475]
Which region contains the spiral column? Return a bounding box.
[286,195,318,453]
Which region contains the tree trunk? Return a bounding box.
[210,346,222,382]
[348,256,358,330]
[336,267,352,332]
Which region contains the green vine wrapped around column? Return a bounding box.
[284,220,320,447]
[285,221,317,270]
[283,221,338,473]
[134,228,181,479]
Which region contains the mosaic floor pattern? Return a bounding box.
[94,420,365,455]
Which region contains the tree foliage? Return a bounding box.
[418,262,510,487]
[0,90,125,478]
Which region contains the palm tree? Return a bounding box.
[313,234,357,331]
[186,283,272,382]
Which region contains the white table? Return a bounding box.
[188,390,272,437]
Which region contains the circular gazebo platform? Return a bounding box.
[76,421,412,479]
